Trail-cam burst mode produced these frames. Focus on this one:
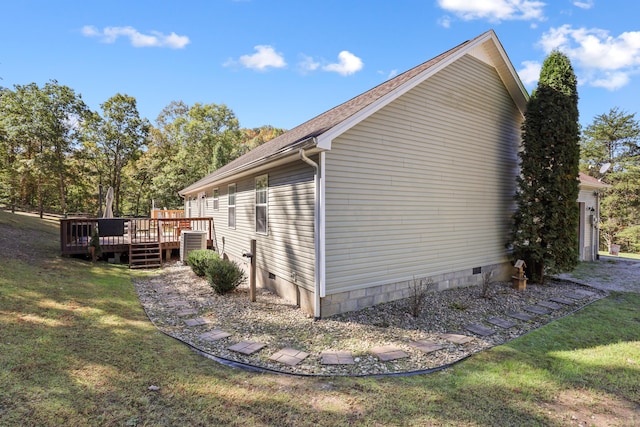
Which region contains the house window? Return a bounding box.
[228,184,236,228]
[255,175,268,234]
[213,188,219,211]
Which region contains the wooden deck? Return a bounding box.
[60,217,215,266]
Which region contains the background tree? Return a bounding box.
[82,94,149,216]
[1,85,284,216]
[512,51,581,282]
[237,125,286,158]
[0,81,88,216]
[146,102,242,209]
[580,107,640,173]
[580,109,640,253]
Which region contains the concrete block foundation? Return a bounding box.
[320,262,511,317]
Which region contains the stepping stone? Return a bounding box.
[523,305,551,315]
[439,333,474,344]
[549,296,575,305]
[465,323,496,336]
[537,301,562,310]
[269,348,310,366]
[183,317,210,326]
[486,317,517,329]
[198,329,231,341]
[228,340,266,355]
[410,340,444,354]
[166,299,190,308]
[506,311,535,321]
[563,291,587,300]
[320,351,355,365]
[575,290,596,297]
[370,345,409,362]
[176,308,198,317]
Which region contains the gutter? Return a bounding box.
[299,146,322,319]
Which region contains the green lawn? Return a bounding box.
[599,250,640,260]
[1,210,639,426]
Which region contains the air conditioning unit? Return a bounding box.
[180,230,207,263]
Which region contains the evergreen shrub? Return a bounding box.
[186,249,219,277]
[205,258,247,294]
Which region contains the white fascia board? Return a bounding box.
[474,31,529,114]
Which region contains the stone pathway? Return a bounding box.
[135,269,609,376]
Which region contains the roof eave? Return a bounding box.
[179,137,319,195]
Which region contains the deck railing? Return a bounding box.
[151,209,184,219]
[60,217,214,256]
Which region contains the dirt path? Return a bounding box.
[556,256,640,293]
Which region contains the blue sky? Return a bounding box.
[1,0,639,130]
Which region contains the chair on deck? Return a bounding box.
[177,220,191,237]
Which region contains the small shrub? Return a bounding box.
[407,277,435,317]
[186,250,219,277]
[205,258,247,294]
[480,270,494,299]
[89,229,102,262]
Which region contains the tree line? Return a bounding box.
[1,72,639,261]
[0,81,284,217]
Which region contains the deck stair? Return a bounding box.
[129,241,162,269]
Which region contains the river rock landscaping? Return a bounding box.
[133,262,607,376]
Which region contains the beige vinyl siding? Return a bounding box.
[324,54,521,294]
[187,161,316,292]
[203,189,215,218]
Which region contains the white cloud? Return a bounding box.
[438,15,452,28]
[81,25,190,49]
[591,72,630,90]
[537,25,640,90]
[436,0,546,23]
[518,60,542,85]
[81,25,99,37]
[322,51,363,76]
[297,54,320,73]
[573,0,594,9]
[236,45,286,71]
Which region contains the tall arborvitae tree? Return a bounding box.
[512,51,581,283]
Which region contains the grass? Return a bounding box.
[1,210,639,426]
[599,250,640,260]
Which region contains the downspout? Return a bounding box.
[299,147,322,319]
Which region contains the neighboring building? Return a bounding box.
[577,172,609,261]
[180,30,529,318]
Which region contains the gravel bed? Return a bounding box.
[133,262,607,376]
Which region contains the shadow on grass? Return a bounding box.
[3,255,638,426]
[1,210,638,426]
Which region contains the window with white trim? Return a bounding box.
[213,188,219,211]
[255,175,268,234]
[228,184,236,228]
